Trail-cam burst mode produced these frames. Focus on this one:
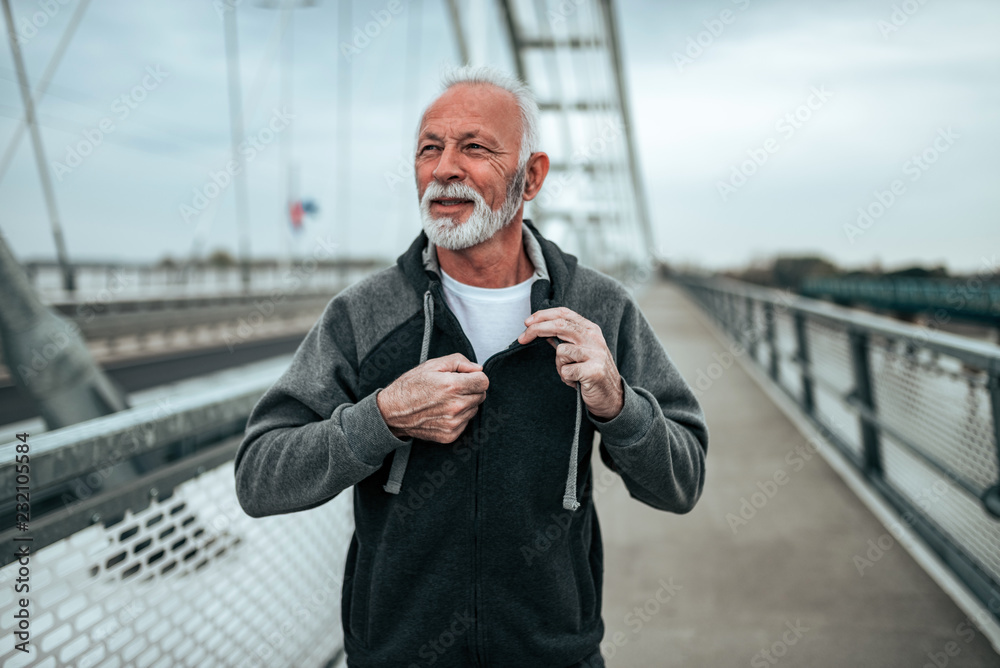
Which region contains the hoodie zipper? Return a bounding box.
[428,280,487,666]
[429,279,535,667]
[470,341,531,667]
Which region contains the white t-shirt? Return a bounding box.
[439,266,537,366]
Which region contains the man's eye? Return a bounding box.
[467,143,483,150]
[420,145,439,153]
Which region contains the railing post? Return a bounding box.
[985,369,1000,517]
[849,329,883,478]
[764,302,779,381]
[745,295,757,362]
[724,291,735,336]
[734,293,745,343]
[794,311,815,415]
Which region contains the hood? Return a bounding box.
[383,218,586,511]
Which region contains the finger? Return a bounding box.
[455,401,482,421]
[453,371,490,394]
[524,306,579,326]
[558,361,574,383]
[559,360,593,384]
[520,308,574,344]
[435,352,482,373]
[555,342,586,364]
[529,309,600,344]
[518,319,583,346]
[555,361,577,387]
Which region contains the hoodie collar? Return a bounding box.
[397,218,577,315]
[421,221,550,286]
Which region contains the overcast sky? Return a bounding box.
[1,0,997,273]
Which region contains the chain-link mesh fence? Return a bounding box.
[0,459,352,668]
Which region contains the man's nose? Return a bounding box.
[432,144,464,182]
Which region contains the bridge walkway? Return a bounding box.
[594,280,999,667]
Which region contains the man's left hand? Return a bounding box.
[517,307,624,421]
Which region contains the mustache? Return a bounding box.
[419,168,526,211]
[420,181,487,208]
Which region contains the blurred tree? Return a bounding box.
[207,249,237,268]
[885,265,948,279]
[772,255,839,291]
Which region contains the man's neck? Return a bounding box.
[436,212,535,288]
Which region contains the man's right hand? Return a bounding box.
[376,353,489,443]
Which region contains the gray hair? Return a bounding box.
[420,65,540,168]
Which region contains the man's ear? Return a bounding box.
[522,151,550,202]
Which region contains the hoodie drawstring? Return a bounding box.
[383,289,434,495]
[562,382,583,511]
[383,286,584,512]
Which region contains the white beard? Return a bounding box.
[419,166,526,251]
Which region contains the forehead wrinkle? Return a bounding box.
[418,126,502,148]
[420,85,519,149]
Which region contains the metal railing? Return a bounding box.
[0,364,351,667]
[25,261,383,304]
[676,275,1000,622]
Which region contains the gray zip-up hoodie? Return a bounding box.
[234,219,709,668]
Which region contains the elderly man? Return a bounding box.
[234,66,708,668]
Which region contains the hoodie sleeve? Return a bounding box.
[585,290,709,513]
[233,296,412,518]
